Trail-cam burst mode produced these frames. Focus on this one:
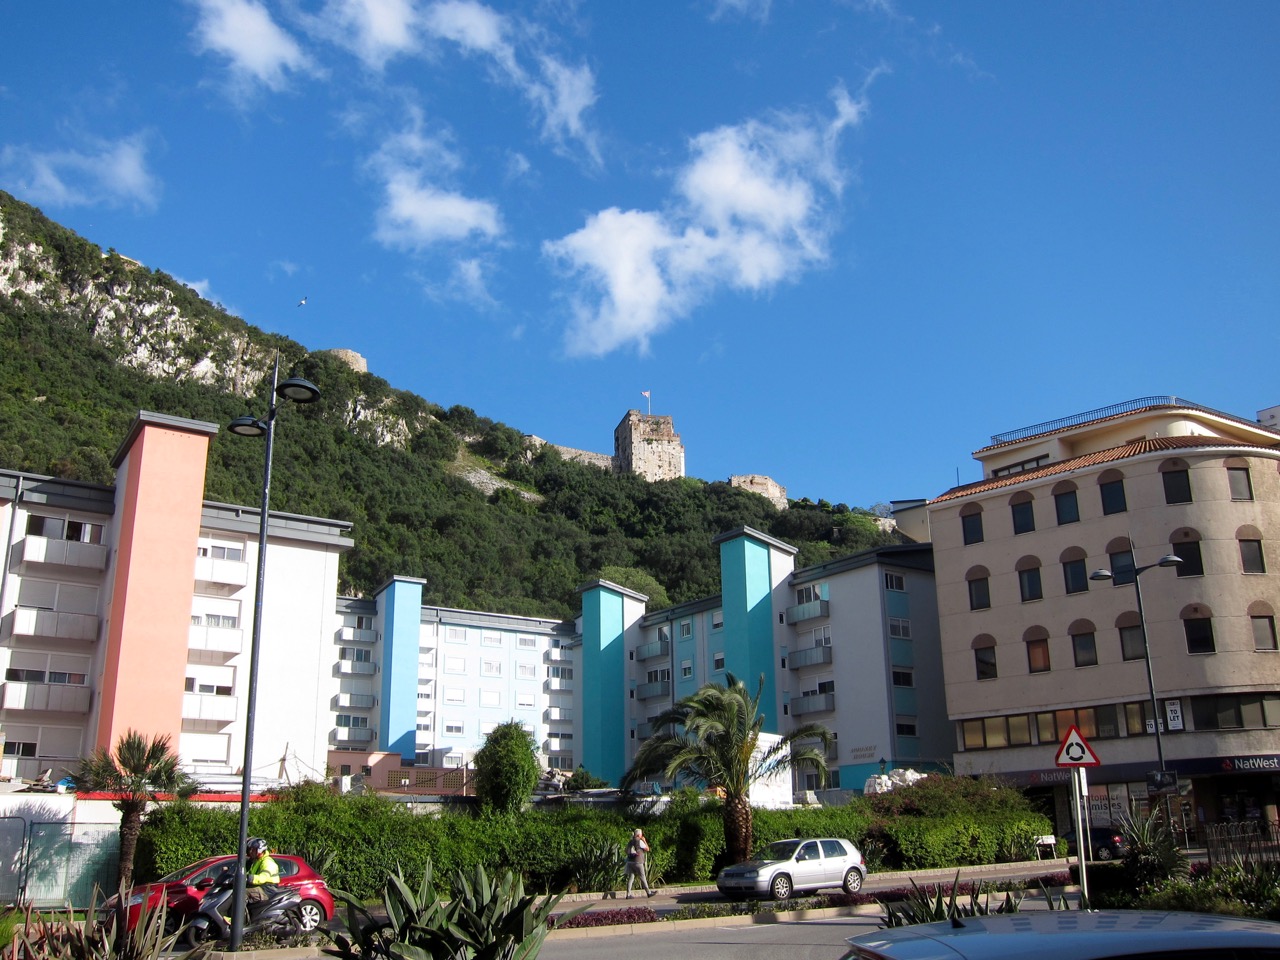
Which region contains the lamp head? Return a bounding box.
[1157,554,1183,568]
[276,377,320,404]
[1089,569,1113,582]
[227,416,268,437]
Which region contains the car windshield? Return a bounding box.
[156,858,222,884]
[759,840,801,861]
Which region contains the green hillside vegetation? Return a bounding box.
[0,191,903,618]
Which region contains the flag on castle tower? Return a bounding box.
[641,390,651,414]
[641,391,650,398]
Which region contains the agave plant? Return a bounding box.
[882,872,1022,928]
[1118,809,1189,892]
[4,888,178,960]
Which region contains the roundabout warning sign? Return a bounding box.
[1055,725,1101,767]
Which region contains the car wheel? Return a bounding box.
[1095,845,1114,861]
[297,900,324,932]
[770,874,792,901]
[842,868,863,894]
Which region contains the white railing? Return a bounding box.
[188,625,244,654]
[181,692,239,722]
[193,556,249,587]
[1,682,92,713]
[11,607,98,642]
[21,536,109,571]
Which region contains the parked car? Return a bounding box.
[1062,824,1128,861]
[102,854,334,933]
[716,837,866,900]
[841,911,1280,959]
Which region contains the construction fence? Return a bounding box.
[0,815,119,909]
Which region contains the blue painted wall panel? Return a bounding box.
[379,579,424,760]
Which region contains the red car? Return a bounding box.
[103,854,335,932]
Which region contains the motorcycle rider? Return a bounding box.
[244,837,280,913]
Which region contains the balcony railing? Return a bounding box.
[785,599,829,625]
[790,692,836,716]
[338,625,378,644]
[636,679,671,700]
[336,660,377,675]
[188,625,244,654]
[331,727,375,743]
[333,693,377,709]
[20,536,108,571]
[1,682,92,714]
[193,555,249,587]
[182,692,239,722]
[545,708,573,722]
[788,645,833,669]
[544,678,572,691]
[543,739,572,754]
[635,638,670,661]
[11,607,98,642]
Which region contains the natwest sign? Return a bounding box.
[1221,756,1280,772]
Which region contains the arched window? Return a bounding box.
[1098,469,1127,515]
[1009,491,1035,535]
[1015,556,1043,603]
[1105,536,1135,585]
[1060,546,1089,595]
[972,634,997,681]
[1023,625,1050,674]
[1225,457,1254,501]
[1248,600,1277,651]
[1052,480,1080,525]
[1236,524,1266,575]
[1181,603,1216,655]
[1068,618,1098,667]
[1115,610,1144,661]
[1170,527,1204,578]
[965,565,991,611]
[1159,458,1193,504]
[960,502,984,545]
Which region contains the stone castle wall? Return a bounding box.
[614,410,685,482]
[730,474,788,510]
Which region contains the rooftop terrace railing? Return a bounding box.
[989,396,1274,446]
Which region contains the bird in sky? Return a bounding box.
[297,296,307,307]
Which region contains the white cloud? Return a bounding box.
[709,0,772,23]
[368,111,502,250]
[423,0,599,162]
[545,85,868,357]
[191,0,315,93]
[423,256,499,307]
[0,133,160,211]
[307,0,423,69]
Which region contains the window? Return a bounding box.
[48,671,86,685]
[1063,559,1089,595]
[1191,693,1280,731]
[1120,624,1146,661]
[712,652,725,671]
[974,647,997,681]
[548,665,573,679]
[444,687,465,704]
[444,655,466,674]
[1010,500,1035,535]
[1072,631,1098,667]
[968,577,990,611]
[681,659,692,679]
[481,660,502,677]
[1184,618,1216,655]
[1109,549,1136,586]
[516,692,536,708]
[1175,540,1204,577]
[480,690,500,707]
[961,511,984,545]
[992,455,1048,477]
[891,669,914,687]
[647,668,671,683]
[517,635,537,648]
[817,680,835,695]
[1018,567,1042,603]
[658,625,671,644]
[1228,467,1254,501]
[796,584,824,604]
[2,741,36,758]
[895,716,918,737]
[1026,638,1050,674]
[1100,478,1127,515]
[444,722,464,736]
[446,627,466,643]
[884,572,905,591]
[1054,489,1080,525]
[443,754,463,768]
[355,615,374,631]
[340,646,372,662]
[517,662,538,679]
[6,668,46,682]
[711,610,724,630]
[416,722,432,733]
[1252,616,1277,651]
[482,632,502,647]
[888,617,911,639]
[679,620,692,639]
[1241,540,1266,574]
[1162,469,1192,504]
[811,625,832,646]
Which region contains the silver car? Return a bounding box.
[842,911,1280,959]
[716,837,866,900]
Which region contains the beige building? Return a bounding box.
[925,397,1280,832]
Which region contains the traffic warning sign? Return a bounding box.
[1055,725,1101,767]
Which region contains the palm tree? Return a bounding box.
[622,673,831,865]
[73,730,194,896]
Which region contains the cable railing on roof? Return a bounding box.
[988,396,1269,446]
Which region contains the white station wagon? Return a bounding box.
[716,837,867,901]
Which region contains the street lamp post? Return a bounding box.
[226,359,319,950]
[1089,554,1182,774]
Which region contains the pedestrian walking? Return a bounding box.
[623,827,655,897]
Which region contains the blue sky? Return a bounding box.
[3,2,1277,509]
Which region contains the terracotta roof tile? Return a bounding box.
[930,436,1274,505]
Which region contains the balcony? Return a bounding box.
[331,727,375,743]
[334,693,377,709]
[544,678,572,692]
[188,624,244,655]
[193,555,248,588]
[338,625,378,644]
[336,660,377,675]
[1,682,92,713]
[182,692,239,722]
[634,638,670,661]
[790,692,836,716]
[788,645,833,669]
[785,599,829,625]
[10,607,98,642]
[636,680,671,700]
[20,536,108,572]
[543,739,572,754]
[544,708,573,722]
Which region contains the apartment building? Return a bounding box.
[0,411,352,787]
[924,397,1280,828]
[326,576,578,792]
[575,527,949,792]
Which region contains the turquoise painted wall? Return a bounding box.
[579,587,627,785]
[379,579,424,759]
[719,536,778,730]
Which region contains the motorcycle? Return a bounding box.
[182,872,304,948]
